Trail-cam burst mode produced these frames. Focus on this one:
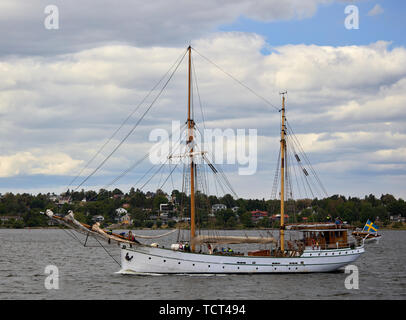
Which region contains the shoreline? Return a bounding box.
[0,225,405,231]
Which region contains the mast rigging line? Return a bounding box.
[286,137,315,199]
[139,135,185,192]
[193,124,239,199]
[72,48,188,193]
[67,48,188,191]
[191,47,280,112]
[202,153,238,199]
[99,123,187,194]
[191,57,206,130]
[285,120,328,197]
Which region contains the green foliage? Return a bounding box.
[0,189,403,229]
[239,211,254,228]
[214,209,236,228]
[144,220,154,228]
[392,221,404,229]
[153,194,168,210]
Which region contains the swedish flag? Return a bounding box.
[363,219,379,233]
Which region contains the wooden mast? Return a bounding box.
[187,45,196,251]
[280,92,287,253]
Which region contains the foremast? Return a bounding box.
[280,92,287,253]
[187,46,196,252]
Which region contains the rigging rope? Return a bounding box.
[66,48,188,191]
[93,235,121,266]
[286,122,328,197]
[191,47,280,112]
[72,48,188,192]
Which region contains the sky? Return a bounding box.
[0,0,405,200]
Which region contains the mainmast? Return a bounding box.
[187,46,196,251]
[280,92,287,253]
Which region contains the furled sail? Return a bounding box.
[191,235,277,245]
[46,209,92,235]
[44,209,177,243]
[91,222,136,244]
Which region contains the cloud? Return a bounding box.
[0,33,405,198]
[368,4,384,16]
[0,0,333,56]
[0,151,83,177]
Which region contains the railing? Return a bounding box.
[301,239,353,250]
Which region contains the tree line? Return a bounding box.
[0,188,405,229]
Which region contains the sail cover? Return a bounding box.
[192,235,277,245]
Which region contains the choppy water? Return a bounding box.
[0,228,405,300]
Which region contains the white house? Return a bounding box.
[212,204,227,213]
[160,203,174,213]
[115,208,128,216]
[92,215,104,223]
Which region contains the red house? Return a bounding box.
[251,210,268,222]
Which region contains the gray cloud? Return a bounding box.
[0,0,332,56]
[1,30,405,198]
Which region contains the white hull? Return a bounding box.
[119,244,364,274]
[364,235,381,244]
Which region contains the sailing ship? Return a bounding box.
[352,220,382,243]
[45,45,366,274]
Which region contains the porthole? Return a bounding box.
[222,266,225,269]
[178,262,181,264]
[163,260,166,262]
[192,264,195,266]
[208,265,210,268]
[148,257,151,260]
